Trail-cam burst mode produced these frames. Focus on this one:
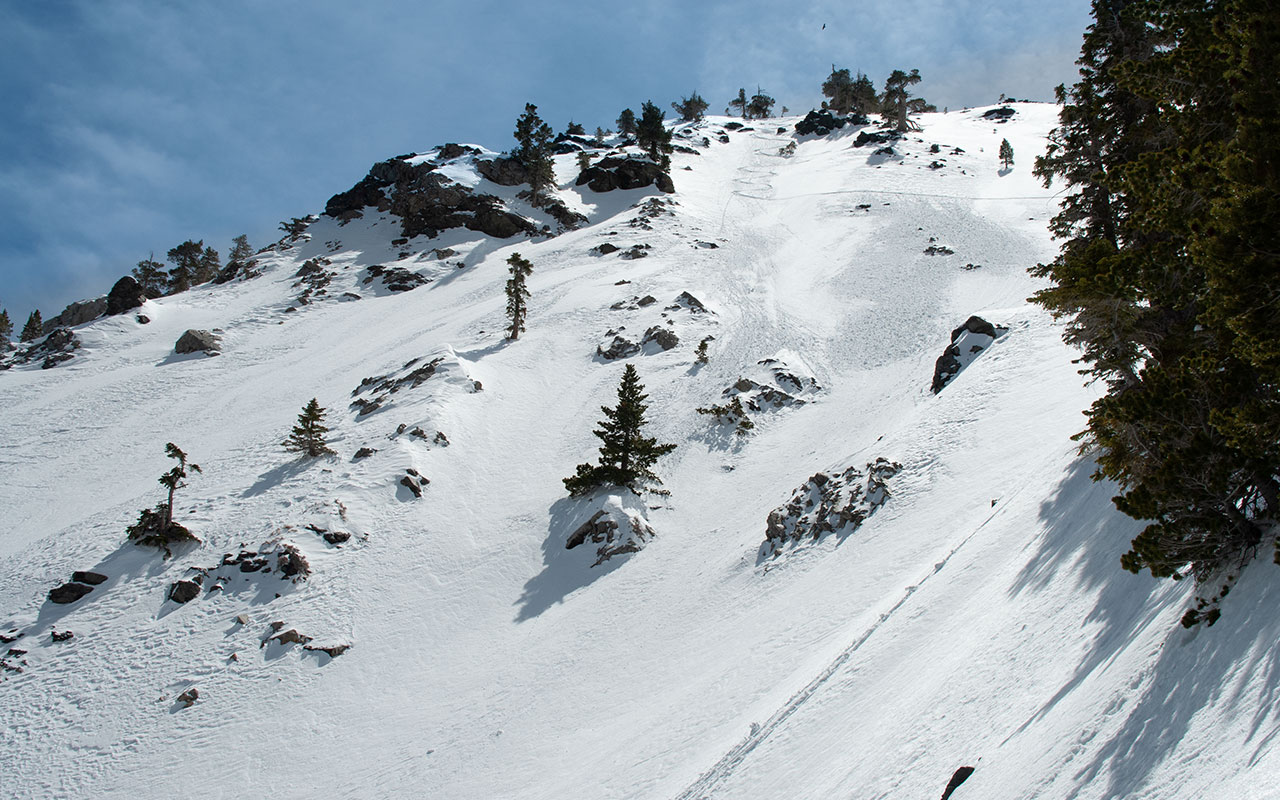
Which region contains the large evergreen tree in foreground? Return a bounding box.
[1033,0,1280,626]
[564,364,676,496]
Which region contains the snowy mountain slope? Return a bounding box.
[2,105,1277,799]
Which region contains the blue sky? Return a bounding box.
[0,0,1092,319]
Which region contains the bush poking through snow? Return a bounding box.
[697,397,754,435]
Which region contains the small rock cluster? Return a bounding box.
[2,328,81,370]
[350,356,447,416]
[362,264,430,293]
[566,505,656,566]
[760,458,903,559]
[576,155,675,194]
[931,315,1008,393]
[47,570,108,605]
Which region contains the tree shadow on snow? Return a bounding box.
[1006,457,1280,796]
[512,497,626,622]
[241,458,320,498]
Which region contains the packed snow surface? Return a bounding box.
[2,106,1277,799]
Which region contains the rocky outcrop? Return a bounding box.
[72,571,107,585]
[169,580,201,604]
[854,130,901,148]
[982,106,1016,120]
[475,156,529,186]
[794,109,868,136]
[44,298,107,334]
[106,276,148,315]
[931,315,1008,393]
[175,329,220,355]
[597,335,641,361]
[48,582,93,604]
[362,265,429,293]
[576,156,675,194]
[760,458,903,559]
[642,326,679,351]
[566,496,657,566]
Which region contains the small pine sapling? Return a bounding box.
[694,336,712,364]
[999,138,1014,170]
[284,398,335,457]
[564,364,676,496]
[505,253,533,340]
[697,396,754,435]
[127,443,202,552]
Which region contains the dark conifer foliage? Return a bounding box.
[166,240,219,292]
[1033,0,1280,625]
[729,88,748,119]
[616,108,637,137]
[823,67,878,117]
[564,364,676,496]
[747,88,776,119]
[0,309,11,344]
[880,69,932,131]
[284,398,335,457]
[513,103,556,204]
[19,310,42,342]
[672,92,709,121]
[999,138,1014,169]
[505,252,533,340]
[636,101,674,172]
[132,256,168,298]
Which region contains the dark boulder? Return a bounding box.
[436,143,479,160]
[106,277,147,315]
[982,106,1015,120]
[169,580,201,604]
[597,336,641,360]
[466,206,538,239]
[476,157,529,187]
[931,316,1006,393]
[795,109,867,136]
[49,582,93,604]
[176,688,199,708]
[940,766,976,800]
[576,156,675,194]
[593,243,620,255]
[643,326,679,351]
[72,571,107,586]
[854,130,899,148]
[723,122,744,130]
[175,329,220,354]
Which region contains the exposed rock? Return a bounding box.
[854,130,900,148]
[44,297,107,333]
[794,109,868,136]
[106,276,148,315]
[175,329,220,355]
[591,242,620,255]
[672,291,708,313]
[235,613,250,625]
[923,244,954,256]
[543,199,589,230]
[619,244,649,260]
[941,766,977,800]
[136,315,150,324]
[276,544,311,581]
[169,580,201,604]
[566,498,657,566]
[323,530,351,545]
[48,582,93,604]
[304,643,350,658]
[475,157,529,186]
[761,458,903,559]
[400,475,424,498]
[931,315,1008,393]
[643,326,679,351]
[51,630,74,642]
[597,336,641,360]
[437,143,480,161]
[11,327,81,369]
[363,265,429,293]
[637,295,657,307]
[353,447,377,460]
[71,571,107,585]
[176,688,199,708]
[724,122,744,131]
[982,106,1016,120]
[576,156,675,194]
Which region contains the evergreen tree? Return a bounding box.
[127,442,201,550]
[513,103,556,204]
[565,120,586,136]
[747,88,776,119]
[20,310,42,342]
[881,69,927,131]
[616,108,637,137]
[166,240,206,293]
[636,101,674,172]
[671,91,709,122]
[999,138,1014,169]
[505,252,533,340]
[284,398,335,457]
[594,127,607,144]
[225,234,255,279]
[132,255,168,298]
[1032,0,1280,625]
[194,245,221,284]
[563,364,676,496]
[822,67,857,115]
[729,88,748,118]
[0,309,11,345]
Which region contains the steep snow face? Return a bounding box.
[1,106,1277,800]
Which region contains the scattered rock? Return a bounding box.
[174,329,220,355]
[48,582,93,604]
[353,447,377,460]
[71,571,107,586]
[304,643,350,658]
[761,458,903,559]
[400,474,425,498]
[982,106,1015,120]
[723,122,744,131]
[136,314,151,324]
[169,580,201,604]
[576,156,675,194]
[106,276,148,315]
[566,498,657,566]
[272,629,313,646]
[923,244,954,256]
[51,630,74,643]
[794,109,868,136]
[437,143,480,161]
[276,544,311,581]
[593,243,620,255]
[619,244,650,260]
[931,315,1008,393]
[643,326,679,351]
[176,688,199,708]
[235,613,250,625]
[854,130,899,148]
[363,265,429,293]
[671,291,708,313]
[597,336,641,360]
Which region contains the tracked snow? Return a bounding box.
[1,106,1275,800]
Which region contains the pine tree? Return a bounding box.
[284,398,335,457]
[636,101,674,172]
[20,310,42,342]
[747,88,776,119]
[0,309,13,345]
[166,240,205,293]
[565,120,586,136]
[224,234,255,280]
[672,92,709,122]
[132,255,168,298]
[999,138,1014,169]
[563,364,676,496]
[505,252,533,340]
[194,245,221,284]
[127,442,201,550]
[616,108,637,137]
[513,103,556,205]
[729,88,748,119]
[881,69,926,131]
[822,67,857,115]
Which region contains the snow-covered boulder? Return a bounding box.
[760,457,902,560]
[565,493,656,566]
[930,315,1008,393]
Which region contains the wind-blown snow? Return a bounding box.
[1,105,1276,800]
